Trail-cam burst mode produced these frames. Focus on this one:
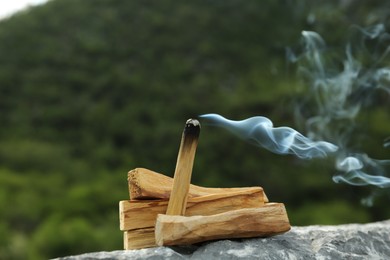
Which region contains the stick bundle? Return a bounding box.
[120,169,289,249]
[121,188,267,249]
[120,119,290,250]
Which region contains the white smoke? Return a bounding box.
[200,113,338,159]
[200,24,390,191]
[293,24,390,188]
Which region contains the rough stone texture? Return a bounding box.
[55,220,390,260]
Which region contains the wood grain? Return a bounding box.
[123,228,156,250]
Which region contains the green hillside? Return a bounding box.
[0,0,389,259]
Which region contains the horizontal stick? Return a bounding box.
[155,203,290,246]
[119,189,265,231]
[128,168,268,202]
[123,228,156,250]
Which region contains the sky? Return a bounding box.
[0,0,48,20]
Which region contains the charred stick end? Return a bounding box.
[166,119,201,216]
[181,119,201,153]
[184,118,201,138]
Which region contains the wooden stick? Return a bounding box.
[128,168,269,203]
[155,203,291,246]
[166,119,200,216]
[119,188,265,231]
[124,228,156,250]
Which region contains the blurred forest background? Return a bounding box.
[0,0,389,259]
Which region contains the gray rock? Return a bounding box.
[55,220,390,260]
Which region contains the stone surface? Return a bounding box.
[55,220,390,260]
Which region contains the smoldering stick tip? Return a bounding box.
[184,119,201,136]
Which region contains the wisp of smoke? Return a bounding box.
[334,154,390,188]
[294,24,390,189]
[200,113,338,159]
[199,24,390,192]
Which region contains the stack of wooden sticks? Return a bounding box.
[119,119,291,249]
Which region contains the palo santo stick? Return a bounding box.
[119,188,265,231]
[128,168,269,203]
[155,203,291,246]
[166,119,200,216]
[124,228,156,250]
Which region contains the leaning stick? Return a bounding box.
[166,119,200,216]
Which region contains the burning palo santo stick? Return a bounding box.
[166,119,200,216]
[128,168,269,202]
